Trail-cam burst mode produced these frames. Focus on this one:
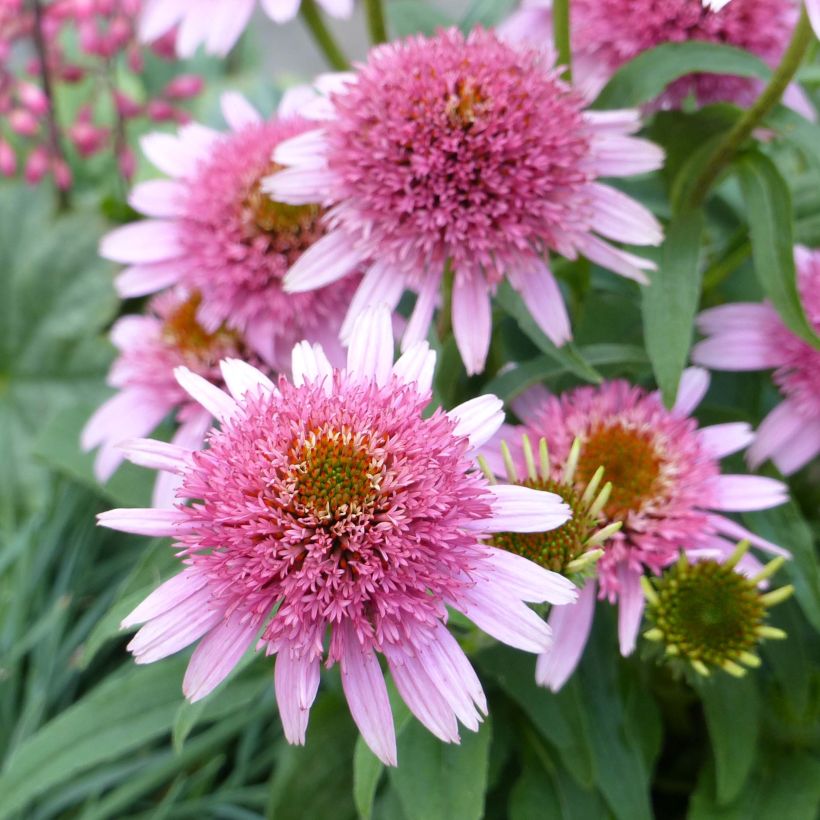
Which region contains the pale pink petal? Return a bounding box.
[97,507,194,537]
[588,134,665,177]
[479,547,578,604]
[317,0,354,18]
[448,394,504,449]
[452,275,492,376]
[100,220,181,264]
[183,611,259,701]
[115,262,181,298]
[108,315,160,350]
[291,341,333,389]
[535,581,596,691]
[509,383,552,422]
[617,565,644,656]
[220,91,262,131]
[341,261,406,341]
[220,359,275,401]
[584,109,642,136]
[672,367,709,416]
[205,0,254,56]
[262,0,301,23]
[121,567,209,628]
[575,234,654,284]
[128,180,186,218]
[401,270,442,350]
[262,166,335,204]
[454,585,553,653]
[273,128,329,169]
[707,514,790,558]
[770,418,820,476]
[588,182,663,246]
[138,0,186,43]
[174,367,237,422]
[748,399,809,471]
[696,302,778,335]
[509,261,572,347]
[392,342,436,395]
[175,5,214,57]
[277,84,322,118]
[120,438,191,473]
[339,622,397,766]
[782,82,816,122]
[140,130,217,179]
[346,306,394,387]
[699,422,754,459]
[692,334,785,370]
[471,484,571,533]
[808,0,820,42]
[151,411,212,508]
[275,649,322,745]
[282,231,363,292]
[710,475,789,512]
[497,4,553,50]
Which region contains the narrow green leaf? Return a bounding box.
[766,105,820,171]
[594,42,771,109]
[353,739,385,820]
[642,210,705,406]
[389,718,491,820]
[736,152,820,347]
[495,283,602,384]
[696,674,760,805]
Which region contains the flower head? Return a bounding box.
[138,0,353,57]
[693,245,820,475]
[501,0,808,113]
[503,368,789,688]
[642,542,792,677]
[82,289,257,505]
[98,307,576,765]
[100,93,359,370]
[266,28,663,375]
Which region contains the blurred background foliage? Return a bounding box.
[0,1,818,818]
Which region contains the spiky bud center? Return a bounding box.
[576,423,662,520]
[287,426,385,522]
[647,559,766,667]
[491,478,592,572]
[162,292,240,363]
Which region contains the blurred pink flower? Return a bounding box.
[266,28,663,376]
[693,245,820,475]
[98,307,576,765]
[100,93,359,370]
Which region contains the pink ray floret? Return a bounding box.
[98,307,576,765]
[501,368,788,690]
[138,0,353,57]
[265,28,663,376]
[501,0,810,114]
[693,245,820,475]
[99,93,358,371]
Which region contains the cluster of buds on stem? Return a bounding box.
[0,0,202,194]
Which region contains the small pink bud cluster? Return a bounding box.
[0,0,203,192]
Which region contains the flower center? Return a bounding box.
[576,424,662,519]
[243,166,322,242]
[648,559,766,666]
[288,426,385,521]
[492,478,591,573]
[161,292,239,363]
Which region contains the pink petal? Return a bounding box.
[770,418,820,476]
[707,514,790,558]
[696,302,777,335]
[392,341,436,395]
[691,334,785,371]
[699,422,754,459]
[808,0,820,41]
[588,133,665,177]
[261,0,302,23]
[575,234,653,284]
[100,220,181,264]
[262,166,335,205]
[588,183,663,245]
[115,262,181,298]
[317,0,354,17]
[748,399,808,471]
[535,581,596,692]
[401,270,441,350]
[291,341,333,389]
[710,475,789,512]
[275,649,322,745]
[183,611,259,701]
[617,565,644,656]
[474,484,571,533]
[174,367,237,422]
[138,0,186,42]
[97,507,194,537]
[452,275,491,376]
[341,260,406,341]
[121,567,209,628]
[220,91,262,131]
[220,359,275,401]
[205,0,254,56]
[509,260,572,347]
[448,394,504,449]
[479,547,578,604]
[128,180,186,218]
[672,367,709,417]
[282,231,363,292]
[120,438,191,473]
[346,306,395,387]
[273,128,329,169]
[339,622,397,766]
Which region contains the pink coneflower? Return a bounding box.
[501,0,811,114]
[97,307,576,765]
[506,368,788,690]
[693,246,820,475]
[264,28,663,376]
[82,289,259,506]
[138,0,353,57]
[99,93,358,370]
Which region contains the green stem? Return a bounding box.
[363,0,388,45]
[436,264,454,342]
[552,0,572,81]
[299,0,350,71]
[685,7,813,210]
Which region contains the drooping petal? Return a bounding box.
[121,567,209,628]
[748,399,805,469]
[448,395,504,449]
[672,367,710,417]
[275,648,322,745]
[617,565,644,656]
[451,274,492,376]
[509,261,572,347]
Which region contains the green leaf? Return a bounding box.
[594,42,771,109]
[389,717,492,820]
[642,210,705,406]
[0,660,186,819]
[743,502,820,632]
[459,0,516,29]
[695,674,760,804]
[0,184,117,528]
[495,282,603,384]
[387,1,453,37]
[766,105,820,171]
[735,152,820,348]
[509,764,562,819]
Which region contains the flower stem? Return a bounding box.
[363,0,388,46]
[684,7,813,210]
[31,0,70,211]
[552,0,572,81]
[436,263,454,342]
[299,0,350,71]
